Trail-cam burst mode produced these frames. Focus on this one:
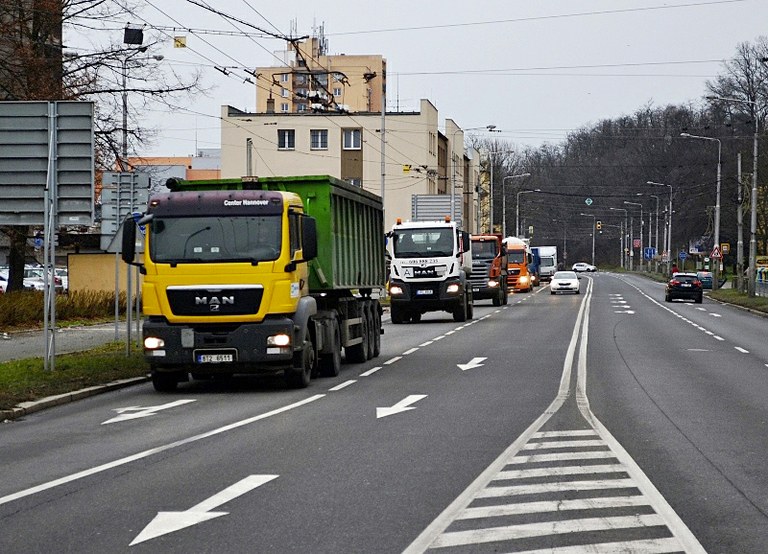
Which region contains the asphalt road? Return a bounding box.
[1,273,767,552]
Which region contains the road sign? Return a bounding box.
[679,251,687,261]
[720,243,730,255]
[633,238,641,248]
[643,247,656,260]
[710,246,722,259]
[585,198,593,206]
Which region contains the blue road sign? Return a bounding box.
[679,251,687,261]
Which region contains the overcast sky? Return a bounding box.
[75,0,768,157]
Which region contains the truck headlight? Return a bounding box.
[446,283,460,294]
[389,285,404,296]
[488,279,499,288]
[267,333,291,347]
[519,276,529,284]
[144,336,165,349]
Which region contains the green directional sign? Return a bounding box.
[585,198,593,206]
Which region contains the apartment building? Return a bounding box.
[220,99,480,230]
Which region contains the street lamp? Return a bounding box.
[579,213,596,265]
[609,207,628,268]
[647,181,673,273]
[650,194,660,271]
[624,201,643,271]
[681,132,722,289]
[121,52,164,170]
[706,95,759,297]
[516,188,540,237]
[502,173,531,237]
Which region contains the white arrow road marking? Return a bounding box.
[376,395,427,419]
[457,357,487,371]
[130,475,278,546]
[102,400,196,425]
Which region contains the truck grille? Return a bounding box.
[469,261,492,287]
[166,285,264,316]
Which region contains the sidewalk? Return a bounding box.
[0,321,129,363]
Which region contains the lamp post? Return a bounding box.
[681,133,722,289]
[502,173,531,237]
[516,188,540,237]
[579,213,596,265]
[647,181,673,273]
[650,194,660,271]
[624,201,643,271]
[609,207,628,268]
[706,95,759,297]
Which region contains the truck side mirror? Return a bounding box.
[302,216,317,261]
[460,231,470,255]
[121,215,137,265]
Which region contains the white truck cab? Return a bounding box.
[386,218,473,323]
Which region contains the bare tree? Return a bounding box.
[0,0,202,291]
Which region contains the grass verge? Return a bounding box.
[708,288,768,314]
[0,342,148,411]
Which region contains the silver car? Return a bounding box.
[550,270,580,294]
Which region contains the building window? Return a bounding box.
[347,178,362,187]
[281,88,290,98]
[343,128,362,150]
[333,87,342,97]
[296,103,308,113]
[311,129,328,150]
[277,129,295,150]
[280,73,289,83]
[280,102,289,113]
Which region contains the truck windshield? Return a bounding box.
[471,241,497,259]
[508,252,526,264]
[150,215,281,264]
[541,257,555,267]
[393,228,455,258]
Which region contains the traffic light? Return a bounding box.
[596,220,602,230]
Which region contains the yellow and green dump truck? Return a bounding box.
[122,175,385,391]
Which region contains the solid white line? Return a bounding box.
[445,330,456,335]
[359,366,381,377]
[432,514,666,547]
[495,464,625,480]
[735,346,749,353]
[0,395,326,507]
[477,479,637,498]
[507,450,616,464]
[402,348,419,355]
[510,537,684,554]
[533,429,597,438]
[522,439,605,450]
[458,496,649,519]
[383,356,402,365]
[328,380,356,391]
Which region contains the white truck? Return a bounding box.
[387,218,473,323]
[536,245,558,282]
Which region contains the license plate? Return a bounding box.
[197,353,234,363]
[416,289,433,296]
[473,287,480,292]
[681,284,691,287]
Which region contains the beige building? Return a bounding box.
[220,99,480,230]
[256,33,386,116]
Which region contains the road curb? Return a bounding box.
[1,375,149,422]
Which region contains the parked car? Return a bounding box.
[572,262,596,272]
[23,266,64,293]
[665,272,703,303]
[697,271,713,290]
[550,270,580,294]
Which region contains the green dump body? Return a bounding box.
[166,175,386,292]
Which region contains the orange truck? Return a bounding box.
[503,236,535,292]
[469,234,508,305]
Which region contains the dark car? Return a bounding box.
[697,271,713,290]
[665,272,703,303]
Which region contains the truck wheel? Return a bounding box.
[345,310,369,363]
[365,304,376,360]
[453,295,468,322]
[410,312,421,323]
[391,305,406,324]
[502,286,509,305]
[372,305,381,357]
[318,318,341,377]
[492,290,501,306]
[285,330,314,388]
[152,369,181,393]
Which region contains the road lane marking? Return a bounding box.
[328,380,356,391]
[402,347,419,355]
[360,366,381,377]
[0,395,325,507]
[735,346,749,353]
[383,356,402,365]
[419,341,434,347]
